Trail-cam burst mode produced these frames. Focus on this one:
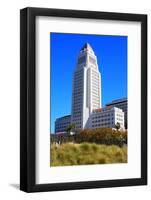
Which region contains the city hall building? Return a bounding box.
[55,43,125,133]
[71,43,101,129]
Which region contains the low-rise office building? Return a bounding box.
[106,98,127,128]
[54,107,124,133]
[89,106,125,130]
[55,115,71,133]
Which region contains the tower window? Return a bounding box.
[89,56,96,65]
[78,56,86,64]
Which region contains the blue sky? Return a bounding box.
[50,32,127,133]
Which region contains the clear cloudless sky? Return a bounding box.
[50,32,127,133]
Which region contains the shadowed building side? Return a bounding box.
[55,115,71,133]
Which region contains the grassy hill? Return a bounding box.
[50,142,127,166]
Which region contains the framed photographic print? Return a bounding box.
[20,7,147,192]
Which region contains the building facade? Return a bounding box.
[55,115,71,133]
[71,43,101,130]
[90,107,125,130]
[106,98,127,128]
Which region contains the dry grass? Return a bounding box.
[50,142,127,166]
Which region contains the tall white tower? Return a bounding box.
[71,43,101,130]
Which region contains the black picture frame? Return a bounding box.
[20,7,147,192]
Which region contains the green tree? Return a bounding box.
[115,122,120,131]
[66,124,76,135]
